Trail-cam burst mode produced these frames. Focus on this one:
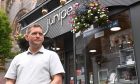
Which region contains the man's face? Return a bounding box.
[26,27,44,46]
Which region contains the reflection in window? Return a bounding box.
[86,10,138,84]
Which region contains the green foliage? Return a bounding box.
[0,9,12,58]
[6,51,20,59]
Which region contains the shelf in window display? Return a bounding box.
[120,47,134,52]
[119,46,135,65]
[117,63,135,69]
[116,64,137,83]
[118,79,138,84]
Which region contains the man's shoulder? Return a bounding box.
[43,49,57,54]
[18,51,28,55]
[43,48,52,52]
[14,51,28,58]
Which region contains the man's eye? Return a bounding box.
[31,32,37,35]
[39,33,43,36]
[31,32,43,36]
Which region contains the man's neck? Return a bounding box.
[29,46,42,54]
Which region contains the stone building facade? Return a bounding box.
[0,0,6,11]
[6,0,45,52]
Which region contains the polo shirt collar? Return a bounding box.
[27,46,44,55]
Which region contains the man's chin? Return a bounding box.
[33,42,42,46]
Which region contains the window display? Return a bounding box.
[116,47,137,84]
[85,10,138,84]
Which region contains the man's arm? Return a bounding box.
[5,78,16,84]
[50,73,63,84]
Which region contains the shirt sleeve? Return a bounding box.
[49,52,65,76]
[4,58,17,79]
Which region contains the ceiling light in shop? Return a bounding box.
[110,27,121,31]
[60,0,67,5]
[52,47,60,51]
[42,8,48,15]
[89,50,96,53]
[127,41,131,44]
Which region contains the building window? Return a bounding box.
[84,9,138,84]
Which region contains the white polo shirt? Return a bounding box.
[5,46,65,84]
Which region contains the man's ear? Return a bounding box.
[24,34,29,41]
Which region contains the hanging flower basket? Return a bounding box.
[15,33,29,51]
[69,1,109,33]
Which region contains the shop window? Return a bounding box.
[85,10,138,84]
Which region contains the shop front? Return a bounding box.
[82,9,138,84]
[18,0,140,84]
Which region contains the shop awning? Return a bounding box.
[20,0,140,38]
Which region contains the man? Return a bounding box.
[5,24,65,84]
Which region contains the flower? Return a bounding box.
[14,33,29,51]
[15,33,25,41]
[69,1,109,33]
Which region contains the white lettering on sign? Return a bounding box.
[46,6,73,29]
[95,31,104,38]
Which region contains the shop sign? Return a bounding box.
[46,6,73,28]
[22,0,85,38]
[41,6,72,34]
[21,2,74,36]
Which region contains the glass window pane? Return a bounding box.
[85,10,138,84]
